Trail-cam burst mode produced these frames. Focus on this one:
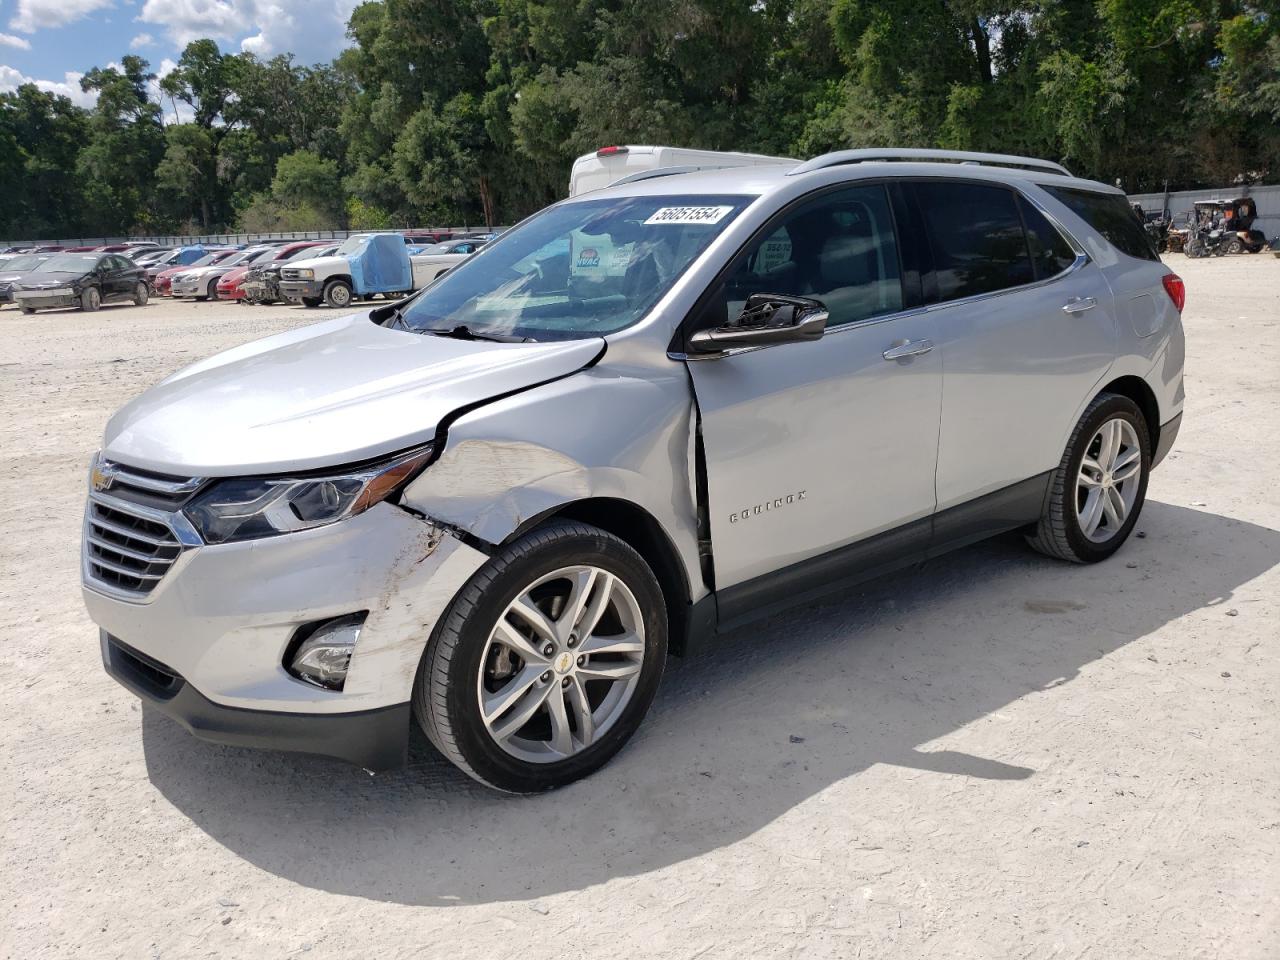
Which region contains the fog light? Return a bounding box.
[287,613,366,691]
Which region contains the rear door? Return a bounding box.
[686,183,942,605]
[911,180,1118,513]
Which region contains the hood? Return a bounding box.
[285,255,346,274]
[102,312,605,476]
[17,270,88,287]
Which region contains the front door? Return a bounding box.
[685,184,942,601]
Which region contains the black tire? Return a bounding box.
[20,305,36,315]
[300,296,323,308]
[414,520,667,793]
[1027,393,1151,563]
[132,282,149,306]
[323,279,353,309]
[1225,238,1243,255]
[80,286,101,312]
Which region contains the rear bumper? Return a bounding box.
[1153,412,1182,468]
[102,632,411,770]
[279,279,323,301]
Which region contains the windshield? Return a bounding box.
[3,255,49,271]
[337,235,371,256]
[397,194,753,341]
[40,254,101,273]
[283,245,324,261]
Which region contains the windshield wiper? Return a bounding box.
[418,324,531,343]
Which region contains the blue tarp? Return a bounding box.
[173,245,210,265]
[349,233,412,295]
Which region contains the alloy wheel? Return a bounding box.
[477,565,646,763]
[1075,417,1142,543]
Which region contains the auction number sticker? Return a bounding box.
[644,205,734,225]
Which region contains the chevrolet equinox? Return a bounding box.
[82,149,1186,792]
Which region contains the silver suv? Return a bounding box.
[82,149,1185,792]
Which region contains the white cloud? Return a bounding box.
[139,0,358,64]
[0,64,98,107]
[0,32,32,48]
[8,0,114,33]
[130,31,154,48]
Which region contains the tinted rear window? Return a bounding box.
[1042,185,1159,262]
[915,182,1034,302]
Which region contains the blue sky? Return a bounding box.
[0,0,359,109]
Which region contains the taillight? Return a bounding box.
[1161,273,1185,313]
[596,145,628,157]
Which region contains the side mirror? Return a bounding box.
[689,293,828,354]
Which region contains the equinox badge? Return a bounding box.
[729,490,806,523]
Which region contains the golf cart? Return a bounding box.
[1185,198,1267,256]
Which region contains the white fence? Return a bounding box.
[1129,184,1279,239]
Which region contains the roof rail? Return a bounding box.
[788,149,1072,178]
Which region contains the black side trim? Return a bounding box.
[928,471,1051,559]
[1152,413,1181,469]
[717,514,930,633]
[711,472,1052,636]
[102,632,409,771]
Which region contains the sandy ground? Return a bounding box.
[1,258,1277,960]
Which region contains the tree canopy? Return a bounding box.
[2,0,1277,240]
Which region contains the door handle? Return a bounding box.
[882,338,934,362]
[1062,297,1098,314]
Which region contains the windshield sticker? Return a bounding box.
[644,205,734,226]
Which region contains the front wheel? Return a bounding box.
[323,279,353,309]
[1027,393,1150,563]
[80,286,101,312]
[414,521,667,792]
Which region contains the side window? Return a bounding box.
[1018,197,1078,280]
[914,182,1034,302]
[721,185,903,328]
[1041,185,1159,262]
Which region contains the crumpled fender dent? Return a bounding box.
[400,360,704,600]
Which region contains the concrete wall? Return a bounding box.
[1129,184,1279,240]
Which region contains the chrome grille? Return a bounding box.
[83,460,204,599]
[85,500,183,595]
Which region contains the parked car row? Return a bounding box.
[0,230,497,313]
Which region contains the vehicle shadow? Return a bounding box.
[140,501,1278,906]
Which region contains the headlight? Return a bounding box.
[294,268,315,279]
[183,446,433,544]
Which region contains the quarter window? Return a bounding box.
[720,185,904,328]
[914,182,1034,302]
[1018,197,1078,280]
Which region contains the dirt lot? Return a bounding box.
[2,258,1277,960]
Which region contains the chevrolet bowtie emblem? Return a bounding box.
[91,464,116,492]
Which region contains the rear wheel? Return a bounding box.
[1225,237,1244,255]
[80,286,101,312]
[132,282,149,306]
[1027,393,1150,563]
[20,305,36,315]
[324,279,353,309]
[414,521,667,793]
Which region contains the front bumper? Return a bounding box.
[279,279,323,301]
[216,285,243,300]
[14,290,77,309]
[170,279,205,298]
[83,500,489,767]
[102,632,412,770]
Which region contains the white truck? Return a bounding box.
[568,145,796,197]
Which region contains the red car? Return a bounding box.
[155,249,239,297]
[215,241,331,301]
